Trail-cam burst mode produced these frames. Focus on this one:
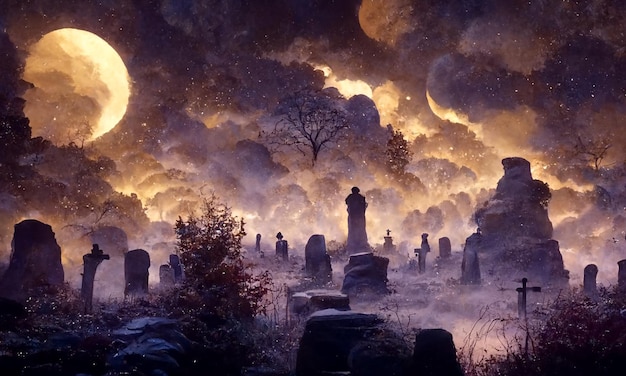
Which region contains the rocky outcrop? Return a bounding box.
[473,157,568,286]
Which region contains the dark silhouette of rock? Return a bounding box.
[0,297,26,329]
[169,254,183,282]
[473,157,568,286]
[0,219,64,301]
[460,231,481,285]
[341,252,389,296]
[412,329,464,376]
[305,235,332,284]
[124,249,150,296]
[346,187,370,253]
[618,259,626,294]
[348,334,412,376]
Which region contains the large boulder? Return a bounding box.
[473,157,568,286]
[0,219,64,301]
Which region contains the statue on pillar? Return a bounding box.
[345,187,369,253]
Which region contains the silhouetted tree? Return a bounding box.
[267,89,348,166]
[385,125,412,175]
[574,134,611,171]
[175,194,271,319]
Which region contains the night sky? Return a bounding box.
[2,0,626,289]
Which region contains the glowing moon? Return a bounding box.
[23,28,130,144]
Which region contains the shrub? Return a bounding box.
[174,194,271,320]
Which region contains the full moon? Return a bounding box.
[23,28,130,144]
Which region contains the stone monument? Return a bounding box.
[345,187,369,253]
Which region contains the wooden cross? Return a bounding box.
[516,277,541,320]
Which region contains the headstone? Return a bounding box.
[439,237,452,259]
[124,249,150,297]
[383,229,395,254]
[0,219,64,301]
[341,252,389,296]
[345,187,370,253]
[305,235,332,283]
[618,259,626,293]
[159,264,175,287]
[418,233,430,273]
[81,244,110,313]
[412,329,464,376]
[276,232,289,261]
[460,231,482,285]
[291,289,350,316]
[583,264,599,299]
[169,254,183,283]
[255,233,264,258]
[295,310,385,376]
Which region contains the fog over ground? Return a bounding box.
[1,0,626,309]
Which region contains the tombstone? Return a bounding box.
[418,233,430,273]
[275,232,289,261]
[81,244,110,313]
[255,233,264,258]
[412,329,464,376]
[305,235,332,283]
[383,229,396,254]
[583,264,599,299]
[341,252,389,296]
[169,254,183,283]
[460,231,482,285]
[296,310,391,376]
[345,187,370,253]
[159,264,175,287]
[0,219,64,301]
[291,289,350,316]
[124,249,150,297]
[439,237,452,259]
[618,259,626,294]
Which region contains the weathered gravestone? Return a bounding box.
[341,252,389,296]
[291,289,350,316]
[124,249,150,296]
[345,187,370,253]
[276,232,289,261]
[418,233,430,273]
[439,237,452,259]
[169,254,183,283]
[583,264,599,300]
[296,310,411,376]
[460,231,481,285]
[412,328,464,376]
[81,244,109,313]
[0,219,64,301]
[305,235,332,284]
[159,264,175,287]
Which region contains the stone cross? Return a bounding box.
[516,278,541,320]
[81,244,109,313]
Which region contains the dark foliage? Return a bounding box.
[175,194,271,320]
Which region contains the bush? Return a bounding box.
[174,194,271,320]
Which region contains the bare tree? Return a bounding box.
[266,89,348,166]
[574,134,611,171]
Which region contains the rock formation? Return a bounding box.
[473,157,569,286]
